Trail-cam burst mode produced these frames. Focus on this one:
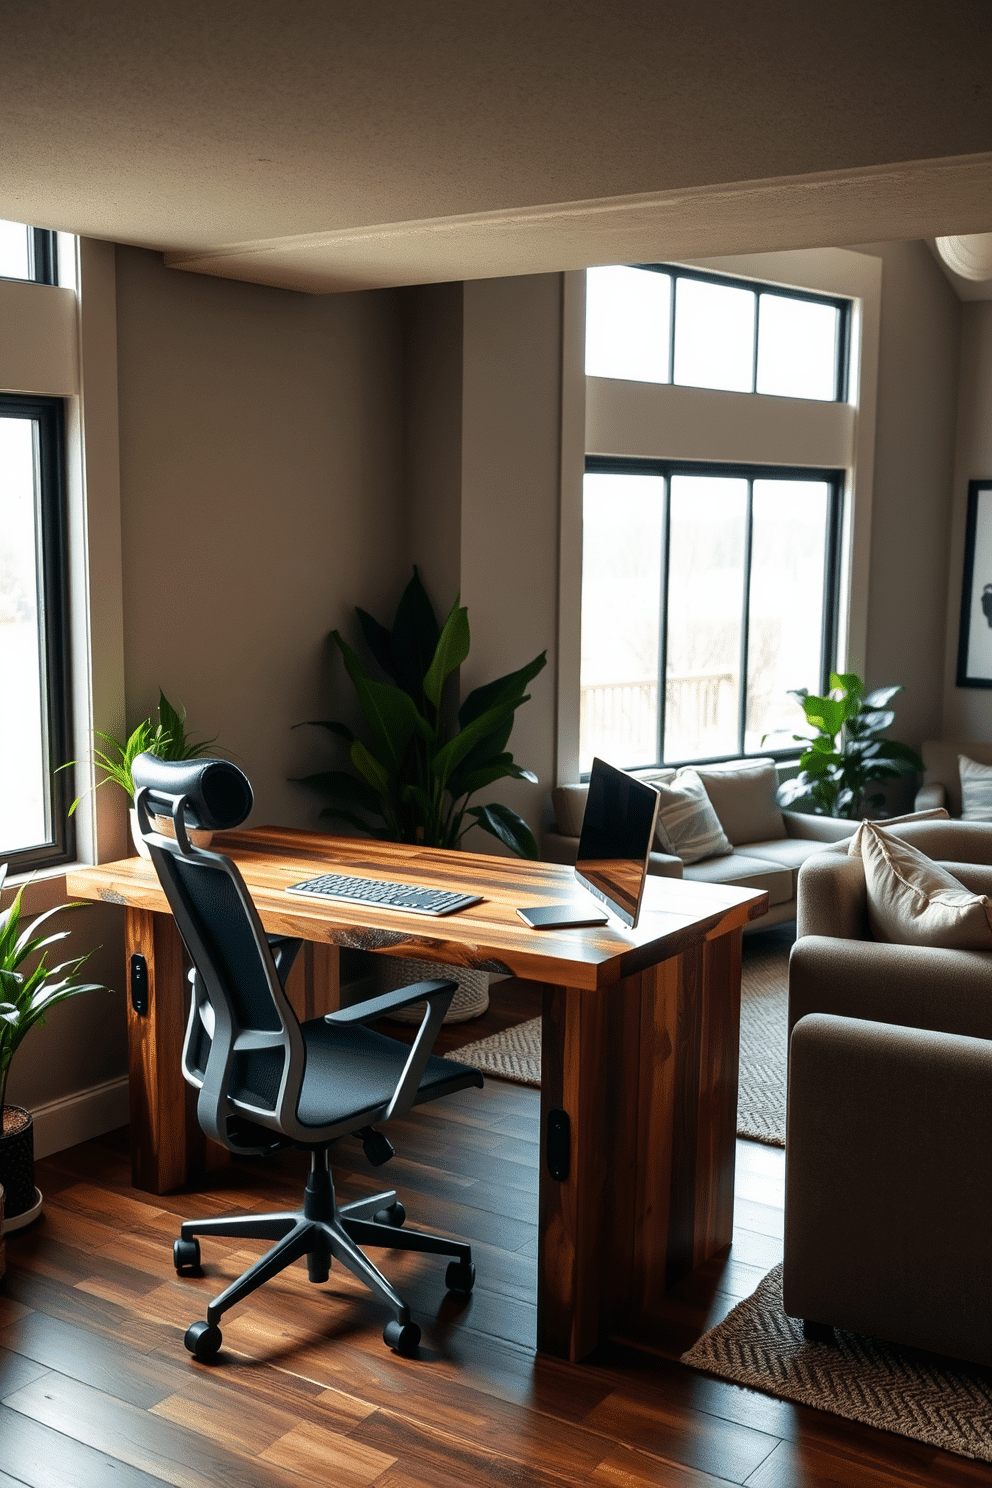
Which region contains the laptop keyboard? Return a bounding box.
[286,871,482,917]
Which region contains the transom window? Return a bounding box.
[579,458,842,774]
[0,219,57,285]
[0,396,73,869]
[585,263,849,402]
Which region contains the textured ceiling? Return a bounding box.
[3,1,992,291]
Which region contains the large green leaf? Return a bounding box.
[350,740,392,796]
[863,685,902,709]
[390,567,441,699]
[356,607,399,683]
[459,652,547,728]
[447,756,538,801]
[333,632,430,768]
[431,699,519,786]
[801,694,848,738]
[464,803,538,859]
[423,599,471,708]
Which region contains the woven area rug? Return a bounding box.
[682,1264,992,1463]
[453,931,792,1145]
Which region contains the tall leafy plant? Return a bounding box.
[296,569,546,857]
[0,864,103,1113]
[776,672,924,819]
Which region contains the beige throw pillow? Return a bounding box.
[693,758,785,845]
[654,769,733,865]
[959,754,992,822]
[848,819,992,949]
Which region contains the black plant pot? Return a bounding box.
[0,1106,37,1221]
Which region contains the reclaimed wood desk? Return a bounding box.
[68,827,766,1362]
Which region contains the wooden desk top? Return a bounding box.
[67,826,767,992]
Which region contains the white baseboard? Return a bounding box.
[30,1076,130,1159]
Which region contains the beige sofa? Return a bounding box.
[544,758,853,930]
[915,738,992,816]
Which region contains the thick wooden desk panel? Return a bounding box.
[68,827,765,1361]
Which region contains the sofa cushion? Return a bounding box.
[848,820,992,950]
[682,851,793,905]
[921,739,992,818]
[693,758,785,846]
[551,769,675,841]
[654,769,733,865]
[959,754,992,821]
[741,836,831,894]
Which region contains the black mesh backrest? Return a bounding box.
[168,855,281,1034]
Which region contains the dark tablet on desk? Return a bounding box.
[515,903,608,930]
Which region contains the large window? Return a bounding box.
[0,219,57,285]
[580,459,842,774]
[585,263,849,402]
[0,396,73,869]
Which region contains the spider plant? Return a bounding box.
[0,863,104,1113]
[66,691,217,814]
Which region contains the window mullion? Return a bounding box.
[738,480,755,756]
[657,473,670,764]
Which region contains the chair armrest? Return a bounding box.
[325,979,457,1026]
[648,848,683,878]
[782,810,857,843]
[788,935,992,1042]
[915,781,947,812]
[543,830,578,865]
[328,979,458,1123]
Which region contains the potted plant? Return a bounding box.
[295,568,546,1019]
[0,863,104,1229]
[776,672,924,818]
[67,691,217,856]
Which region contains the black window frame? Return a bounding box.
[1,394,75,871]
[593,262,851,402]
[0,224,57,287]
[582,455,844,774]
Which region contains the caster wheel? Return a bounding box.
[173,1237,201,1275]
[383,1318,421,1356]
[374,1201,406,1228]
[184,1320,222,1361]
[445,1259,476,1295]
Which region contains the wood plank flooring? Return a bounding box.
[1,1016,984,1487]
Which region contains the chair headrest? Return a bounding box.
[131,754,253,831]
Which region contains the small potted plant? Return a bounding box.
[67,691,218,856]
[0,863,104,1228]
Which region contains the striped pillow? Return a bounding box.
[654,769,733,865]
[959,754,992,821]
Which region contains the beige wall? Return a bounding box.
[856,241,960,761]
[943,301,992,739]
[115,247,408,825]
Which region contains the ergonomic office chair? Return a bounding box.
[130,753,482,1362]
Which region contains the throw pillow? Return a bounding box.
[693,758,785,845]
[959,754,992,821]
[848,820,992,949]
[653,769,734,865]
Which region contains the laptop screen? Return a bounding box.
[575,758,661,928]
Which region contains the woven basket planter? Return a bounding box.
[0,1106,36,1220]
[372,956,489,1025]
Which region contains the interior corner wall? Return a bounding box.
[399,281,464,616]
[114,247,407,827]
[943,300,992,740]
[459,274,563,845]
[855,240,960,764]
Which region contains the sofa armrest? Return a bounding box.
[915,781,947,812]
[542,830,578,865]
[788,935,992,1042]
[782,810,857,843]
[647,849,684,879]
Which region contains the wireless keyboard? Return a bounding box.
[286,871,482,917]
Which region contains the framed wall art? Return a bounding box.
[957,479,992,687]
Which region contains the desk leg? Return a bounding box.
[536,927,742,1361]
[125,908,194,1194]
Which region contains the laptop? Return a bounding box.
[517,757,661,931]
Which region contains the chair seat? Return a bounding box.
[294,1019,482,1129]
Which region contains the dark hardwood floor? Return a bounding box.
[0,990,983,1487]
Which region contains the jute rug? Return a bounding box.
[453,929,792,1145]
[682,1264,992,1463]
